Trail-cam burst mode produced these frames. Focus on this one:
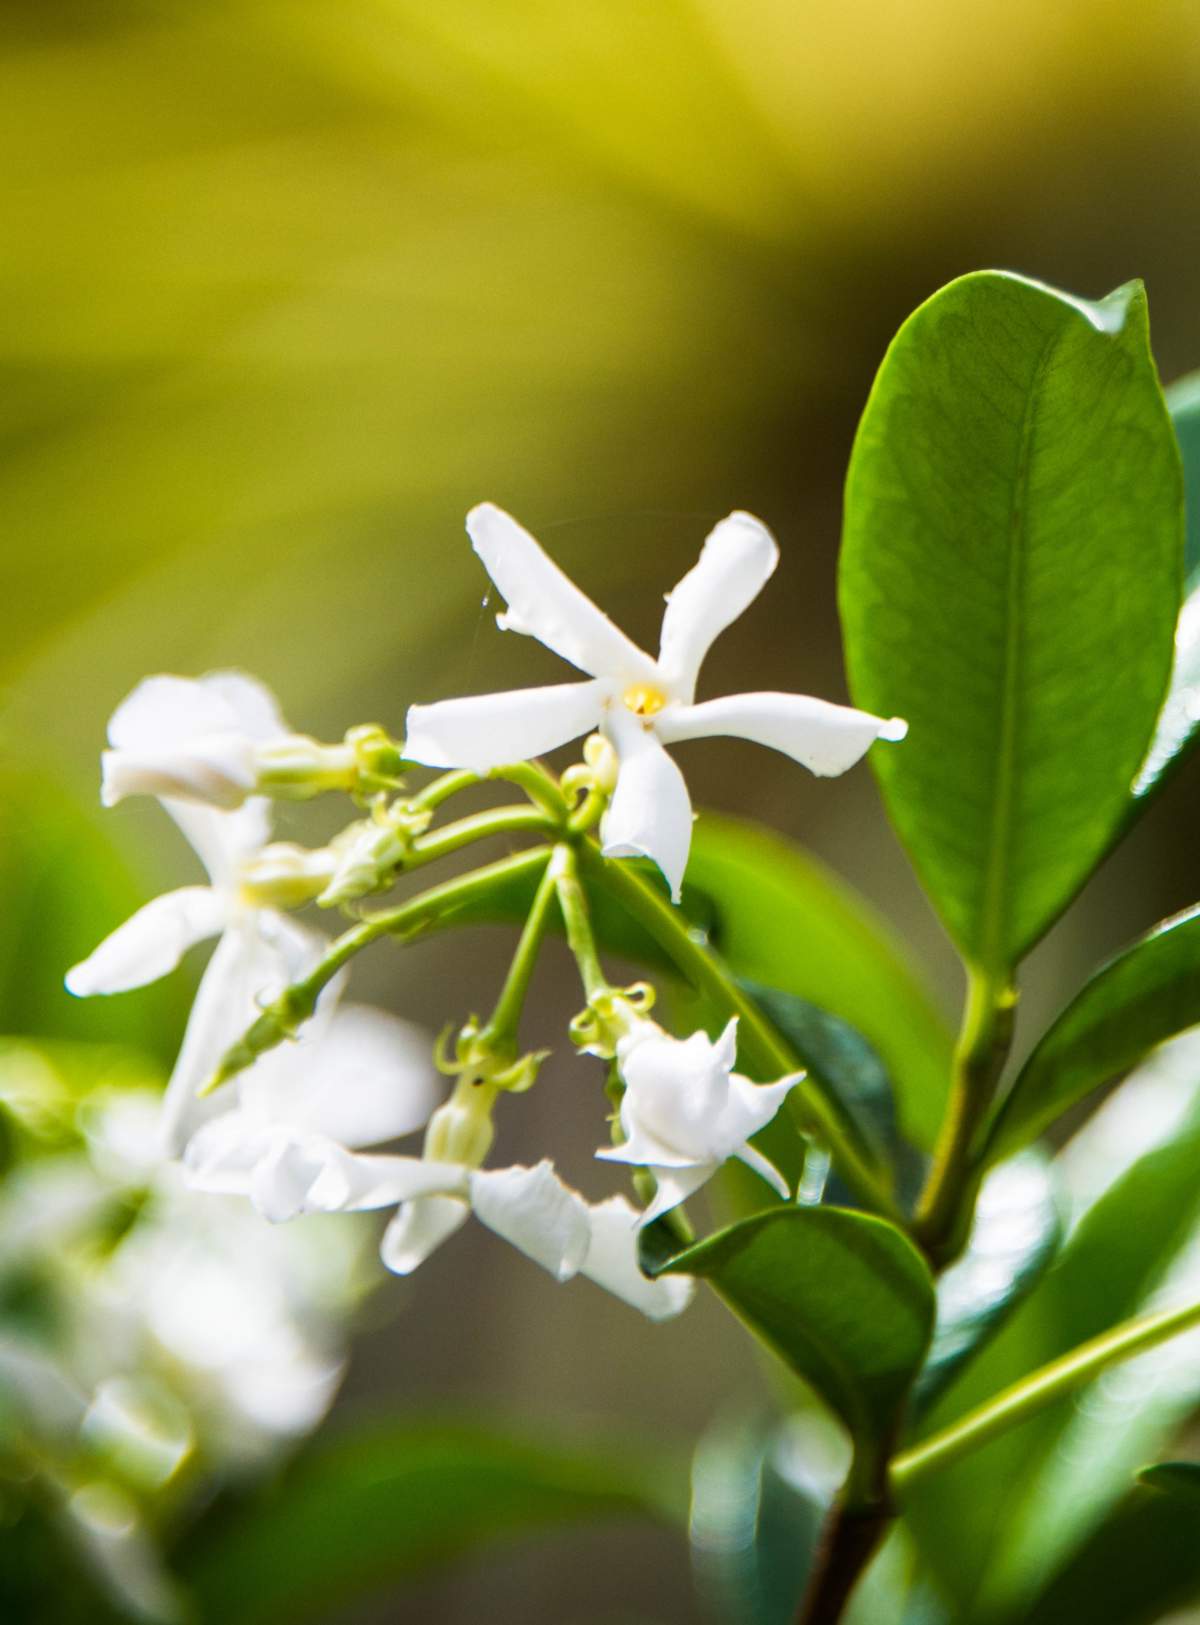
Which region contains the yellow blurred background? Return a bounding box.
[6,3,1200,1618]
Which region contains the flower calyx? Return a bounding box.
[568,982,656,1061]
[256,723,407,804]
[317,797,435,907]
[434,1017,549,1098]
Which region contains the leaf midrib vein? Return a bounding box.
[977,326,1062,973]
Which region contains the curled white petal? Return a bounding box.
[580,1196,695,1320]
[601,709,694,902]
[733,1141,791,1202]
[164,797,274,890]
[467,503,656,682]
[657,692,906,776]
[469,1161,592,1281]
[380,1195,470,1274]
[101,738,259,810]
[657,512,779,700]
[405,679,609,772]
[307,1150,468,1214]
[639,1163,716,1226]
[65,887,227,997]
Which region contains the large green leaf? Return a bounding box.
[649,1207,935,1458]
[683,815,953,1149]
[840,272,1182,975]
[179,1416,682,1625]
[984,904,1200,1164]
[1138,1462,1200,1501]
[1126,372,1200,808]
[912,1152,1060,1414]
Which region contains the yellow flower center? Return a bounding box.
[622,682,667,718]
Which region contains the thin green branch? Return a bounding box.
[482,853,563,1047]
[891,1293,1200,1494]
[552,844,608,999]
[407,803,557,865]
[578,845,901,1222]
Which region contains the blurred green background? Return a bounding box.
[8,2,1200,1619]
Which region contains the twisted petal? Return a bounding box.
[720,1072,802,1149]
[307,1151,467,1214]
[640,1163,716,1226]
[657,693,907,776]
[381,1195,470,1274]
[467,503,655,682]
[657,512,779,700]
[733,1141,791,1202]
[469,1162,592,1281]
[164,798,273,889]
[601,709,694,902]
[580,1196,695,1321]
[65,887,226,997]
[405,679,608,772]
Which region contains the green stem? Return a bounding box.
[482,854,562,1047]
[488,760,569,820]
[408,804,557,865]
[553,844,608,999]
[579,845,900,1222]
[914,967,1016,1266]
[411,768,480,811]
[891,1293,1200,1494]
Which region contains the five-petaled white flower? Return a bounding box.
[597,1017,799,1224]
[404,504,906,899]
[99,671,292,810]
[66,675,326,1155]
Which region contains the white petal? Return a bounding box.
[640,1163,716,1226]
[721,1072,802,1148]
[469,1161,592,1281]
[733,1142,792,1202]
[467,503,656,682]
[307,1150,468,1213]
[250,1136,331,1223]
[380,1195,470,1274]
[101,738,259,810]
[580,1196,695,1321]
[601,709,694,902]
[160,929,260,1157]
[163,798,272,888]
[657,512,779,700]
[65,887,226,997]
[405,679,608,772]
[107,675,236,752]
[181,1111,268,1195]
[657,693,907,776]
[619,1024,735,1157]
[199,671,289,741]
[245,1006,438,1150]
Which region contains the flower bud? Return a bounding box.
[422,1080,497,1168]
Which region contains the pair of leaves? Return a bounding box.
[178,1416,682,1625]
[840,271,1183,979]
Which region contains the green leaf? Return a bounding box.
[1138,1462,1200,1501]
[179,1416,682,1625]
[683,815,953,1149]
[650,1207,935,1456]
[984,904,1200,1164]
[1015,1484,1200,1625]
[912,1151,1060,1414]
[1125,373,1200,809]
[840,272,1182,975]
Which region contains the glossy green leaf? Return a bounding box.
[649,1207,935,1455]
[840,272,1182,974]
[984,904,1200,1165]
[1016,1485,1200,1625]
[683,815,953,1149]
[179,1417,682,1625]
[1125,373,1200,809]
[1138,1462,1200,1500]
[912,1152,1060,1414]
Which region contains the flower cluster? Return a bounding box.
[66,505,904,1327]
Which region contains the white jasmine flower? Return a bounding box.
[99,672,290,810]
[66,701,326,1155]
[181,1005,440,1223]
[405,504,906,899]
[598,1018,800,1224]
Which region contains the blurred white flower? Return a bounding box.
[100,671,290,810]
[405,504,905,898]
[66,683,328,1155]
[182,1004,440,1223]
[597,1017,799,1223]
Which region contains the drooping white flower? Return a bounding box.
[597,1017,800,1224]
[405,504,906,899]
[181,1005,440,1223]
[66,679,329,1155]
[100,672,291,810]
